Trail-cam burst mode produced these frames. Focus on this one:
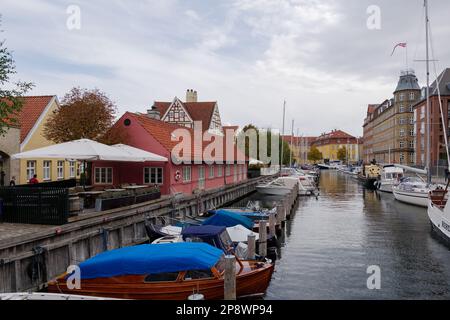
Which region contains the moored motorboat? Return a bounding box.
[375,165,404,193]
[47,243,274,300]
[428,186,450,246]
[392,177,434,207]
[358,164,380,190]
[256,178,294,196]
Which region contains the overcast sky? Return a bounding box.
[2,0,450,137]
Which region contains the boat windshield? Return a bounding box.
[214,255,227,273]
[219,231,233,248]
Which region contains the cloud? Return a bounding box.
[1,0,450,137]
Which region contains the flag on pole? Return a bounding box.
[391,42,407,56]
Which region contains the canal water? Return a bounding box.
[237,171,450,299]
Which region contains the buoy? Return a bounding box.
[188,293,204,300]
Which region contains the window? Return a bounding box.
[410,92,415,101]
[95,167,113,184]
[57,161,64,180]
[26,161,36,180]
[183,166,191,182]
[399,141,405,148]
[217,165,223,177]
[184,270,214,280]
[198,166,205,189]
[144,272,179,282]
[69,161,76,178]
[43,161,52,181]
[421,122,425,134]
[399,105,405,113]
[421,106,425,119]
[410,117,414,125]
[399,118,406,125]
[77,162,85,176]
[209,165,214,179]
[410,129,415,137]
[409,105,414,112]
[399,129,405,137]
[226,165,231,176]
[400,153,405,163]
[410,141,415,149]
[233,164,238,182]
[144,167,163,184]
[409,153,415,163]
[399,93,405,101]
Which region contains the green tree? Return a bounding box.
[0,18,34,136]
[308,146,323,164]
[237,124,260,160]
[337,147,347,162]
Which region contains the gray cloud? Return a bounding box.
[1,0,449,137]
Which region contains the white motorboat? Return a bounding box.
[256,177,296,196]
[428,187,450,245]
[376,165,404,193]
[392,177,435,207]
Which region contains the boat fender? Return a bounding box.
[174,171,181,181]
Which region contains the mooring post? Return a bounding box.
[247,234,256,260]
[224,255,236,300]
[259,220,267,258]
[269,213,276,237]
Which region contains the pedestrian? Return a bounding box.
[0,170,5,187]
[445,168,449,183]
[29,174,39,184]
[9,176,16,187]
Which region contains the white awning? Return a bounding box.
[11,139,168,163]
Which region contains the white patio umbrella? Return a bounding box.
[111,144,168,162]
[11,139,167,162]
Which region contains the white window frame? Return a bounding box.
[26,161,36,180]
[217,165,223,177]
[209,165,214,179]
[399,104,405,113]
[399,129,405,137]
[198,166,205,189]
[233,164,238,182]
[226,165,231,176]
[43,160,52,181]
[399,141,405,148]
[69,161,76,178]
[57,161,64,180]
[95,167,113,184]
[144,167,164,185]
[183,166,192,183]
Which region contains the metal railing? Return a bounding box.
[0,187,69,225]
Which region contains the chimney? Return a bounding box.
[186,89,198,103]
[147,106,161,120]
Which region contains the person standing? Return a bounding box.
[9,176,16,187]
[29,174,39,184]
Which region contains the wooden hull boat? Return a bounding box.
[47,243,274,300]
[47,260,274,300]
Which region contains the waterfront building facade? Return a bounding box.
[362,70,421,165]
[414,68,450,168]
[101,95,247,195]
[0,96,82,185]
[311,130,359,163]
[282,136,317,165]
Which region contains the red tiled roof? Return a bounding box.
[129,113,245,163]
[314,130,356,143]
[153,100,217,130]
[2,96,55,143]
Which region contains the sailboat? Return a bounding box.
[392,0,443,207]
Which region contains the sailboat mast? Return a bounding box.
[281,101,286,172]
[425,0,431,184]
[290,119,294,168]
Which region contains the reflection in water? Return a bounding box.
[235,171,450,299]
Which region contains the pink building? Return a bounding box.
[91,97,247,195]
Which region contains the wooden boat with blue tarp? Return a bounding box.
[47,242,274,300]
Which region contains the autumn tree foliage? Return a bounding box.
[44,87,117,143]
[337,146,347,162]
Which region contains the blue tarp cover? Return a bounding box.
[181,225,226,237]
[78,242,223,280]
[202,210,254,230]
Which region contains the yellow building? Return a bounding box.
[312,130,360,164]
[282,136,317,165]
[0,96,82,185]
